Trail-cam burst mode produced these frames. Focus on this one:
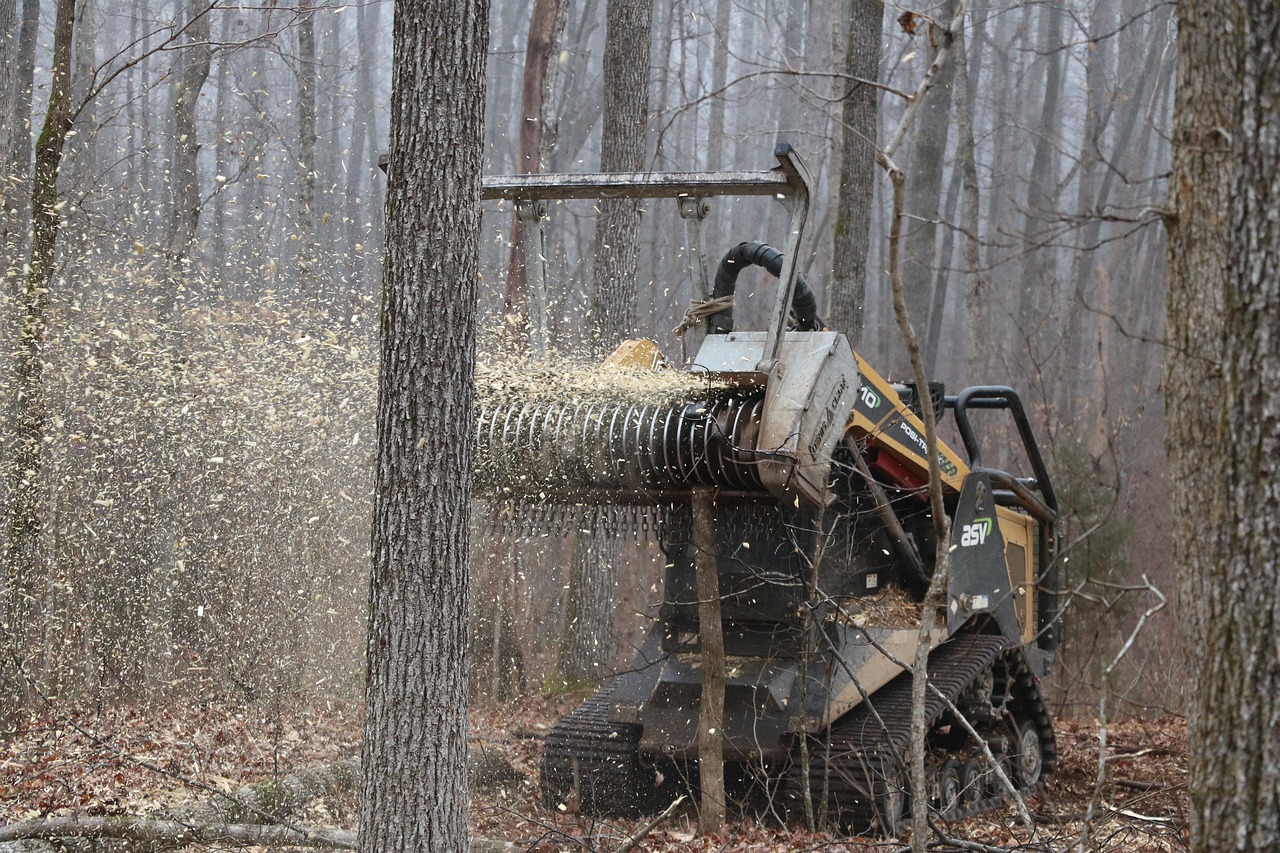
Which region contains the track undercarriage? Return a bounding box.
[541,634,1056,832]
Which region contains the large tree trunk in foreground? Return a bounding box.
[358,0,488,851]
[1162,1,1238,849]
[1167,1,1280,850]
[1182,3,1280,848]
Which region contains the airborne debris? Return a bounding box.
[475,350,719,410]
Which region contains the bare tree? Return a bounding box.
[295,0,320,290]
[589,0,651,351]
[357,0,489,851]
[828,0,884,343]
[0,0,37,282]
[555,0,653,689]
[166,0,213,295]
[0,0,19,270]
[500,0,568,340]
[2,0,76,726]
[900,0,956,374]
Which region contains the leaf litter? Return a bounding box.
[2,698,1190,851]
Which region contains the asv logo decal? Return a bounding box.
[961,518,992,547]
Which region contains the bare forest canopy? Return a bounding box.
[0,0,1173,716]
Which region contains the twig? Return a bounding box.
[1077,575,1167,852]
[612,795,685,853]
[1104,804,1178,824]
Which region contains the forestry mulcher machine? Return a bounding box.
[476,146,1062,833]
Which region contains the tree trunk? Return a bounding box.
[1164,1,1253,850]
[166,0,212,296]
[900,0,956,374]
[1177,3,1280,848]
[589,0,651,352]
[1,0,75,727]
[954,0,988,377]
[692,487,725,833]
[0,0,15,161]
[343,0,381,302]
[546,0,603,174]
[555,0,652,688]
[358,0,488,851]
[296,2,319,291]
[209,9,230,272]
[924,158,961,371]
[500,0,568,339]
[0,0,18,270]
[704,0,731,172]
[1012,0,1064,333]
[827,0,883,344]
[0,0,38,283]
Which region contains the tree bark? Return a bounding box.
[954,5,989,377]
[900,0,956,374]
[296,0,320,289]
[0,0,18,269]
[1163,2,1236,846]
[1185,2,1280,848]
[0,0,38,289]
[358,0,488,851]
[589,0,651,352]
[828,0,883,345]
[166,0,212,297]
[692,487,724,833]
[500,0,568,340]
[2,0,75,727]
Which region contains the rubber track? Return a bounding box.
[784,634,1052,832]
[539,684,676,817]
[1008,649,1057,779]
[540,637,1056,826]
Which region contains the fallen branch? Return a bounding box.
[0,815,356,849]
[1112,778,1170,792]
[0,817,522,853]
[1105,804,1177,825]
[613,795,685,853]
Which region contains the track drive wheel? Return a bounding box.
[871,759,907,836]
[1012,719,1044,791]
[935,760,963,820]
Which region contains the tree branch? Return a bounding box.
[0,816,355,850]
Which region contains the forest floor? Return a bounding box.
[2,694,1188,852]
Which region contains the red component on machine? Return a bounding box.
[865,445,929,498]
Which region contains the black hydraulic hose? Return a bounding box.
[706,241,824,334]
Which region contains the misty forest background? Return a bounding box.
[0,0,1173,721]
